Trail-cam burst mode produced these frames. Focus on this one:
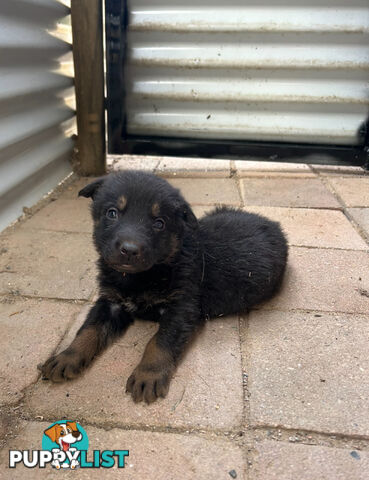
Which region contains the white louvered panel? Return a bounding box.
[0,0,74,231]
[125,0,369,146]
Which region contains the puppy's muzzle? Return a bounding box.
[118,240,143,263]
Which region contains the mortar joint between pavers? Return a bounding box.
[237,314,255,476]
[0,292,91,305]
[250,425,369,450]
[287,243,369,253]
[318,175,369,245]
[16,409,246,445]
[235,177,245,207]
[252,305,369,316]
[151,158,164,174]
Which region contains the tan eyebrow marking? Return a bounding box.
[117,195,127,210]
[152,202,160,216]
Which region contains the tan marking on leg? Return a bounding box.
[39,326,101,382]
[117,195,127,210]
[69,326,100,362]
[151,202,160,217]
[140,335,173,371]
[126,334,175,403]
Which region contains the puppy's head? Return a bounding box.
[79,171,197,274]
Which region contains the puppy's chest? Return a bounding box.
[106,274,173,315]
[122,288,170,314]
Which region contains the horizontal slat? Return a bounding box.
[0,153,72,232]
[0,0,74,232]
[128,33,369,70]
[132,0,369,6]
[0,68,72,101]
[128,77,369,105]
[0,102,74,151]
[127,105,365,145]
[0,16,71,49]
[131,7,369,33]
[0,133,73,198]
[15,0,69,14]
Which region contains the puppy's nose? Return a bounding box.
[120,240,141,258]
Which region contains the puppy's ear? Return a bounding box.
[78,178,105,200]
[179,203,198,229]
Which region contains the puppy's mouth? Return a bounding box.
[108,261,153,274]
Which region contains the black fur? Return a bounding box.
[39,171,288,403]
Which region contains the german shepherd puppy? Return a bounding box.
[39,171,288,403]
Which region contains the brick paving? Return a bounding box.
[0,156,368,479]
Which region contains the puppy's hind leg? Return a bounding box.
[38,298,133,382]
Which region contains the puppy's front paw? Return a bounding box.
[126,365,173,404]
[38,350,88,383]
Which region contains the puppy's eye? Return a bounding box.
[67,428,71,433]
[106,208,118,219]
[153,218,165,230]
[60,431,65,436]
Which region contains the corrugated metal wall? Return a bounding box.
[125,0,369,146]
[0,0,75,231]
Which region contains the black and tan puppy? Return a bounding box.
[39,171,288,403]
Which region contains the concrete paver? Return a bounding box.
[169,178,241,205]
[0,298,81,405]
[327,177,369,207]
[251,441,368,480]
[245,206,367,250]
[156,157,230,177]
[0,230,97,300]
[21,198,92,234]
[107,154,160,172]
[235,160,314,177]
[0,421,246,479]
[265,246,369,314]
[240,178,340,208]
[245,310,369,436]
[348,208,369,239]
[27,315,243,430]
[311,164,367,176]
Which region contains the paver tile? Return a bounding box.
[0,421,246,479]
[348,208,369,239]
[169,178,241,205]
[240,178,340,208]
[245,206,367,250]
[156,157,230,177]
[0,298,81,405]
[251,440,368,480]
[327,177,369,207]
[0,230,97,300]
[245,310,369,436]
[21,199,92,234]
[108,154,160,172]
[235,160,314,177]
[264,247,369,314]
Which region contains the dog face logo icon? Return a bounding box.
[44,422,82,453]
[9,421,129,469]
[42,420,88,469]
